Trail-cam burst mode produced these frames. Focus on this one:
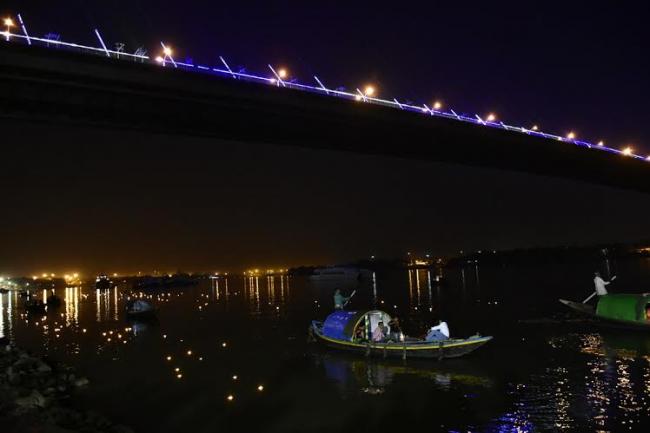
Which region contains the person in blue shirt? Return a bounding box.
[333,288,351,310]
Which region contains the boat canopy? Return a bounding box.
[322,310,391,341]
[596,294,650,322]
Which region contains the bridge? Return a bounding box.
[1,20,649,193]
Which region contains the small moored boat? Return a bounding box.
[125,299,157,319]
[310,310,492,359]
[560,294,650,330]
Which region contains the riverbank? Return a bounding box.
[0,343,134,433]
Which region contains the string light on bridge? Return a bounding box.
[4,17,14,41]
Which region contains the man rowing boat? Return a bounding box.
[333,288,355,310]
[583,271,617,303]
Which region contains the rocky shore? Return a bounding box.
[0,343,134,433]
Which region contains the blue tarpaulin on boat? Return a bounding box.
[322,311,361,341]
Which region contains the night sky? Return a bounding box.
[1,2,650,275]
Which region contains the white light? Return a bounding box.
[531,125,539,131]
[433,101,442,110]
[486,113,496,122]
[277,68,288,79]
[155,56,164,63]
[4,18,14,28]
[364,85,375,97]
[567,132,576,140]
[622,146,633,156]
[163,46,172,56]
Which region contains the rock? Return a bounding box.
[74,377,89,387]
[15,390,46,409]
[109,425,135,433]
[6,366,21,385]
[36,360,53,373]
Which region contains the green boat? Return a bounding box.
[560,294,650,330]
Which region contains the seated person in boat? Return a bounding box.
[354,324,367,342]
[387,316,402,342]
[372,322,388,342]
[425,321,450,342]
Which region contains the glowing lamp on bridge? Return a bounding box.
[486,113,496,122]
[531,125,539,131]
[566,132,576,140]
[163,46,173,57]
[597,140,604,146]
[155,56,164,63]
[3,17,13,40]
[277,68,288,79]
[364,85,376,97]
[622,146,633,156]
[433,101,443,110]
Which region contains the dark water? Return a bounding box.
[3,258,650,432]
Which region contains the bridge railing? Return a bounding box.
[2,31,646,162]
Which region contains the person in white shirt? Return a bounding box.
[594,271,615,296]
[583,271,617,303]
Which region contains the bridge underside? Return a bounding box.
[0,43,648,193]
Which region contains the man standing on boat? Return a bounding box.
[333,288,352,310]
[583,272,616,303]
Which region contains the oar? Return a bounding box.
[344,290,356,307]
[582,292,597,304]
[582,276,618,303]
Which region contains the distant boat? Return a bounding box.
[309,267,371,281]
[95,275,113,290]
[46,294,62,307]
[125,299,157,319]
[560,294,650,330]
[310,310,492,360]
[24,299,46,314]
[133,274,198,290]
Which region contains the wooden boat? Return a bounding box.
[560,294,650,330]
[310,310,492,360]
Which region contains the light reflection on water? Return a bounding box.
[2,263,650,431]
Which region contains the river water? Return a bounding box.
[2,257,650,432]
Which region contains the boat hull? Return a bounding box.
[311,322,491,359]
[559,298,650,331]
